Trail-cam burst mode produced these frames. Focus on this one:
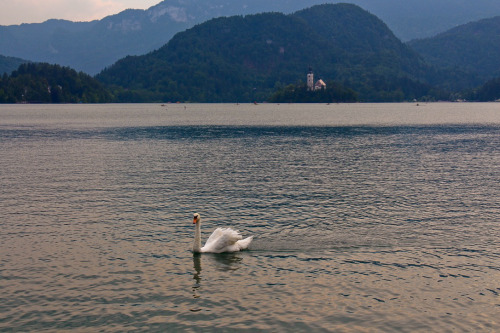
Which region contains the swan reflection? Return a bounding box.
[192,253,202,287]
[191,252,244,300]
[191,254,202,308]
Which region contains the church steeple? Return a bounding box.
[307,67,314,91]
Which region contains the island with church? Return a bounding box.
[267,67,358,103]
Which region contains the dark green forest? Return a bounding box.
[463,77,500,102]
[409,16,500,81]
[0,55,28,75]
[0,63,111,103]
[97,4,456,103]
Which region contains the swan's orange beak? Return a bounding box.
[193,217,197,224]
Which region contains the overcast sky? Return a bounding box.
[0,0,161,25]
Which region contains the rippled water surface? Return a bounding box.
[1,103,499,332]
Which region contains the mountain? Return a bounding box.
[345,0,500,42]
[97,4,450,102]
[3,0,500,74]
[0,54,28,75]
[0,0,333,74]
[0,14,177,75]
[408,16,500,81]
[0,63,111,103]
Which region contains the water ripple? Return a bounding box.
[1,105,499,332]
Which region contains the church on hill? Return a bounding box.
[307,67,327,91]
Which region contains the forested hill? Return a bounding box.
[293,4,421,77]
[97,4,451,102]
[0,63,111,103]
[3,0,500,75]
[0,54,28,75]
[408,16,500,81]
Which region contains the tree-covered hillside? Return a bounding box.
[409,16,500,81]
[0,54,28,75]
[0,63,112,103]
[97,4,452,102]
[3,0,500,75]
[462,77,500,101]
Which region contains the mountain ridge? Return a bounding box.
[0,54,29,75]
[408,16,500,81]
[97,4,449,102]
[2,0,500,74]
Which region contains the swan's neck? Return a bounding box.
[193,221,202,253]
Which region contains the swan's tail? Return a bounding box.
[237,236,254,250]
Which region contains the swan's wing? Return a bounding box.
[202,228,242,253]
[203,228,229,247]
[236,236,254,250]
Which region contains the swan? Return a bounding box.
[192,213,254,253]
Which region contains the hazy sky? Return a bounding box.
[0,0,161,25]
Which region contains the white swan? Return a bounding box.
[192,213,254,253]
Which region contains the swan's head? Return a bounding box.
[193,213,200,224]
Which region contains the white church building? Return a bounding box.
[307,67,327,91]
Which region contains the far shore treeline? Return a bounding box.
[0,63,111,103]
[1,4,500,103]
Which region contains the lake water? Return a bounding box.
[1,103,499,332]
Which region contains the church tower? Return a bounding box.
[307,67,314,91]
